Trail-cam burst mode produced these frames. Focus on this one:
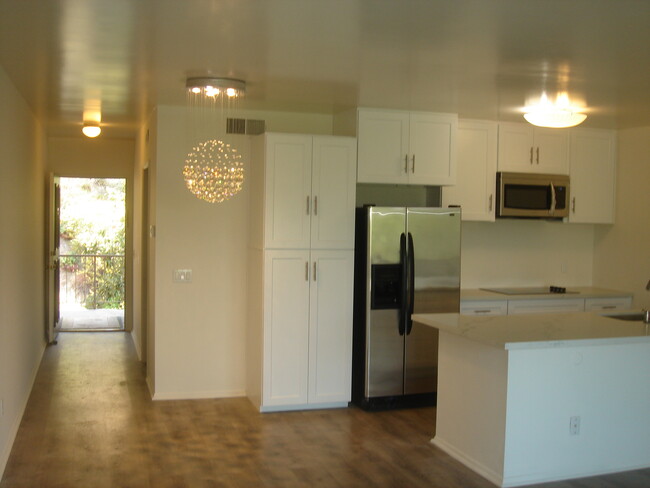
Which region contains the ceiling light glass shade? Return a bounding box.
[523,110,587,128]
[82,125,101,137]
[183,139,244,203]
[523,92,587,128]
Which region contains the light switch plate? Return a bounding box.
[173,269,192,283]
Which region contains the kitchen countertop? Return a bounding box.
[412,311,650,350]
[461,286,632,301]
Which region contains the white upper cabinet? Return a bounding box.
[357,108,457,185]
[568,128,616,224]
[310,137,358,249]
[261,133,357,250]
[442,120,498,221]
[498,122,569,175]
[263,134,313,249]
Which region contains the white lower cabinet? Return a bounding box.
[461,294,632,316]
[507,298,585,315]
[584,296,632,311]
[460,300,508,316]
[259,249,353,411]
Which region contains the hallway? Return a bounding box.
[2,333,650,488]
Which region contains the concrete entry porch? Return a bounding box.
[59,307,124,331]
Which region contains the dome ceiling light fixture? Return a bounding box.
[82,124,101,138]
[183,77,247,204]
[523,92,587,128]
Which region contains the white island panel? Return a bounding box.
[415,312,650,487]
[504,343,650,486]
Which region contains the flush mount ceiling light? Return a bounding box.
[186,77,246,98]
[183,77,246,203]
[82,124,101,138]
[523,92,587,128]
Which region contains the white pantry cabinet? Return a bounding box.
[498,122,569,175]
[442,120,497,221]
[248,133,356,412]
[357,108,457,185]
[260,250,353,410]
[568,128,616,224]
[259,133,356,250]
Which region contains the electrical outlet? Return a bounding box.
[570,415,580,435]
[173,269,193,283]
[0,399,4,416]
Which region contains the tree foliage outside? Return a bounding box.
[59,178,126,309]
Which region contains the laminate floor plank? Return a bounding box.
[2,332,650,488]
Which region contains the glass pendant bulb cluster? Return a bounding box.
[183,77,246,203]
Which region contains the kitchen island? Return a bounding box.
[412,312,650,488]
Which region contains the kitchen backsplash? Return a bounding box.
[460,219,595,288]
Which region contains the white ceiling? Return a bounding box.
[2,0,650,138]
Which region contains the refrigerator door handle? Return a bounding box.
[399,232,407,336]
[406,232,415,335]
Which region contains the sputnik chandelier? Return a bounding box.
[183,77,246,203]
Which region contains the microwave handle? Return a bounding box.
[550,182,556,214]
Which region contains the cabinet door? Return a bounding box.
[357,109,410,184]
[264,134,312,249]
[460,300,508,315]
[310,137,357,249]
[263,250,311,407]
[408,112,457,185]
[507,298,584,314]
[584,296,631,311]
[497,122,535,172]
[442,120,497,221]
[534,128,569,174]
[568,129,616,224]
[308,250,353,404]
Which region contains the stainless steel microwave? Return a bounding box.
[496,172,570,219]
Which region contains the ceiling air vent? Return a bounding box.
[226,118,266,135]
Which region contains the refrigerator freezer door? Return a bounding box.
[403,208,461,395]
[366,207,406,397]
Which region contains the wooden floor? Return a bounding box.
[2,333,650,488]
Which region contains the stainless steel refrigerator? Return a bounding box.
[352,206,461,409]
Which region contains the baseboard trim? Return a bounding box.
[151,390,246,401]
[259,402,349,413]
[0,342,46,479]
[430,436,504,488]
[129,329,142,361]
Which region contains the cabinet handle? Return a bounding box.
[313,261,317,281]
[305,261,309,281]
[306,196,310,215]
[473,309,493,314]
[411,154,416,173]
[530,147,533,164]
[314,196,318,216]
[488,194,493,211]
[572,197,576,213]
[536,147,540,164]
[404,154,409,173]
[601,305,616,310]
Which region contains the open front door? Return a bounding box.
[45,173,61,344]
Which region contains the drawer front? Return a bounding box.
[460,300,508,316]
[507,298,585,315]
[584,297,632,311]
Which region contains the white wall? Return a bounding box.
[0,66,46,477]
[460,220,595,289]
[593,127,650,309]
[149,106,334,399]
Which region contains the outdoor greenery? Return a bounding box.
[59,178,126,309]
